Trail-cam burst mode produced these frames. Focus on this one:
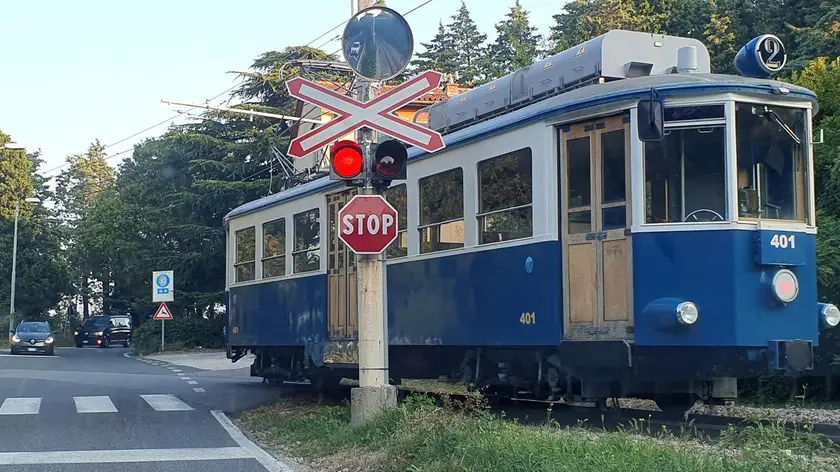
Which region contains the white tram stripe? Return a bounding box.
[0,398,40,415]
[74,396,118,413]
[140,394,194,411]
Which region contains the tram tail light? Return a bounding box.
[330,140,365,181]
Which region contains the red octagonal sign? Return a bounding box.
[338,195,398,255]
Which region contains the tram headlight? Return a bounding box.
[676,301,699,325]
[771,269,799,304]
[821,304,840,328]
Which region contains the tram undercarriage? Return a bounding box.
[233,343,790,413]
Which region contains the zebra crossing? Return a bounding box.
[0,394,194,415]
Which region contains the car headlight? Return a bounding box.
[772,269,799,304]
[95,331,103,336]
[676,301,699,325]
[821,304,840,327]
[45,336,54,344]
[73,331,78,336]
[11,335,20,343]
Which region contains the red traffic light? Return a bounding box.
[374,140,407,180]
[331,140,364,179]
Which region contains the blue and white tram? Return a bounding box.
[223,30,840,409]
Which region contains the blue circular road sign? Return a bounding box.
[156,274,170,287]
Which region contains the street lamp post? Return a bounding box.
[9,197,41,340]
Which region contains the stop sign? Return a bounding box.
[338,195,399,254]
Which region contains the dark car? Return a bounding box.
[74,314,132,348]
[10,321,55,356]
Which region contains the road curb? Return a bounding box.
[212,410,309,472]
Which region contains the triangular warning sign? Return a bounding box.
[153,302,173,321]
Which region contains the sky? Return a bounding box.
[0,0,563,184]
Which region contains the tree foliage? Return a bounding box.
[2,1,840,359]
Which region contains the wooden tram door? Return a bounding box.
[327,189,359,340]
[560,114,634,340]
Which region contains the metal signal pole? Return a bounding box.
[349,0,397,426]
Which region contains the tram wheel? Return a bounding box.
[654,393,697,418]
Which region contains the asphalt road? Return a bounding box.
[0,346,288,471]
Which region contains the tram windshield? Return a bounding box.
[644,106,727,223]
[736,103,807,222]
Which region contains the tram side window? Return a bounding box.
[262,218,286,278]
[644,126,727,223]
[419,168,464,253]
[234,226,256,282]
[384,184,408,258]
[477,148,533,244]
[293,208,321,273]
[735,103,807,222]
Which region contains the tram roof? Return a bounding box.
[225,73,816,223]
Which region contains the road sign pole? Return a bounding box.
[161,319,165,353]
[350,75,397,426]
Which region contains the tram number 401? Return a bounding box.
[520,312,536,325]
[769,234,796,249]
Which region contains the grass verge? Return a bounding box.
[236,394,839,472]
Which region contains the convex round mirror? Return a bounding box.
[341,6,414,81]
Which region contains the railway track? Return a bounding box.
[270,379,840,447]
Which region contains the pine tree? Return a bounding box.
[447,1,488,86]
[410,21,458,76]
[791,3,840,69]
[548,0,667,54]
[485,0,542,79]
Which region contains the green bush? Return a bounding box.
[133,317,224,355]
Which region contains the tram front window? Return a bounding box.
[736,103,808,222]
[644,125,727,223]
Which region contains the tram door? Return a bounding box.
[560,114,633,340]
[327,189,359,340]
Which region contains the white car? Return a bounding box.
[350,41,361,56]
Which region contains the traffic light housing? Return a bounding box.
[372,139,407,184]
[329,140,364,182]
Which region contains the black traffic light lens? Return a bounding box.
[374,140,407,179]
[376,156,400,177]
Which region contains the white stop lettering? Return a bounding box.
[341,212,396,236]
[367,214,380,234]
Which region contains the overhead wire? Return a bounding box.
[37,7,378,179]
[44,0,437,186]
[237,0,438,185]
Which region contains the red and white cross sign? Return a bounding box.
[285,70,446,158]
[338,195,399,255]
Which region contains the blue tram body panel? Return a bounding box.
[386,242,562,346]
[227,275,327,347]
[633,230,817,347]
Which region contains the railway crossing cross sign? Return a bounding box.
[338,195,399,254]
[284,70,446,158]
[153,302,173,321]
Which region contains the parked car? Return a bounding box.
[10,321,55,356]
[74,314,132,348]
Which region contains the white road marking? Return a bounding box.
[0,447,251,465]
[0,398,41,415]
[74,396,118,413]
[181,377,191,380]
[213,410,295,472]
[177,373,187,377]
[140,394,193,411]
[187,380,198,385]
[0,354,58,358]
[172,369,182,372]
[193,388,205,393]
